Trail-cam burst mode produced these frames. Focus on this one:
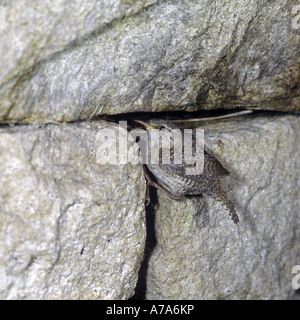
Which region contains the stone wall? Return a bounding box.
[0,0,299,299]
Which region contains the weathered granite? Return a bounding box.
[0,0,299,123]
[0,121,146,299]
[146,114,300,300]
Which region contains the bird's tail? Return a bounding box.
[208,181,239,224]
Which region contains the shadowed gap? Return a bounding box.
[129,186,158,300]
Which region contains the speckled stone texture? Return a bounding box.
[0,121,146,299]
[0,0,299,123]
[0,0,299,301]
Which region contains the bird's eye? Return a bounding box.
[159,126,164,131]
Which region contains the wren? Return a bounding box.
[136,119,239,224]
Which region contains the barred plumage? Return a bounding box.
[136,119,239,224]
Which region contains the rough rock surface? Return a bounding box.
[0,121,146,299]
[0,0,299,123]
[146,114,300,300]
[0,0,299,301]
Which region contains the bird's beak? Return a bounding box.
[135,120,155,130]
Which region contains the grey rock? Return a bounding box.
[0,0,157,123]
[0,0,299,123]
[146,115,300,300]
[0,121,146,299]
[0,0,157,90]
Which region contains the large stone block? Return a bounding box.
[0,121,146,299]
[0,1,299,123]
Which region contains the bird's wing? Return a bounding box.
[159,149,229,181]
[199,150,230,179]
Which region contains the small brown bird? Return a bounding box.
[135,119,239,224]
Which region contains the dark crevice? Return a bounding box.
[1,109,298,127]
[129,186,158,300]
[93,108,299,125]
